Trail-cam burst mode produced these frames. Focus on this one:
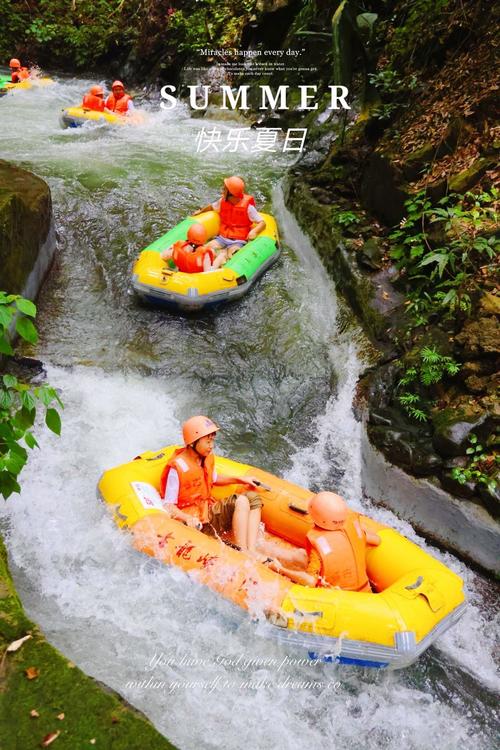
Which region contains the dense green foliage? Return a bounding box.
[396,346,460,421]
[1,0,258,73]
[0,292,62,499]
[451,433,499,493]
[390,188,499,330]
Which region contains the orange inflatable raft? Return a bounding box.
[98,446,466,669]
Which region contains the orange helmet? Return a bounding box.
[187,223,207,246]
[308,492,348,530]
[223,176,245,198]
[90,85,104,96]
[9,58,21,68]
[182,416,220,446]
[112,80,124,90]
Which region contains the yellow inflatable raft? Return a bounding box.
[132,210,280,311]
[59,106,144,129]
[98,446,466,669]
[3,77,54,92]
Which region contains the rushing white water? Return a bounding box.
[0,77,499,749]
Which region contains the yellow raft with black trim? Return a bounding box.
[59,106,145,129]
[98,446,466,669]
[132,210,280,311]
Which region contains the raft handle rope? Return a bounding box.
[405,576,424,590]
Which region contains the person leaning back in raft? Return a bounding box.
[160,223,215,273]
[268,492,381,591]
[105,80,134,115]
[193,176,266,270]
[9,58,30,82]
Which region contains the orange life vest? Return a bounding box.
[219,194,255,241]
[11,67,29,82]
[160,448,215,522]
[82,93,105,112]
[105,92,131,114]
[172,241,214,274]
[306,512,373,592]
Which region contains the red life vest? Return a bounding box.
[105,92,132,114]
[160,448,215,522]
[306,512,373,592]
[172,241,214,274]
[219,194,255,241]
[11,68,29,83]
[82,94,105,112]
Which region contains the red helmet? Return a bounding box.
[182,416,219,446]
[308,492,348,530]
[187,223,207,246]
[9,58,21,68]
[223,176,245,198]
[112,80,124,90]
[90,85,104,97]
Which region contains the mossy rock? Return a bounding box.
[0,160,52,295]
[0,537,177,750]
[448,157,497,194]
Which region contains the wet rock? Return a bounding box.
[440,471,477,499]
[479,292,500,316]
[0,160,52,294]
[465,371,500,395]
[478,482,500,519]
[367,424,442,476]
[432,407,489,457]
[455,317,500,357]
[360,152,407,226]
[356,237,383,270]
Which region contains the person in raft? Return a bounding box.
[268,492,381,591]
[82,85,106,112]
[105,80,134,114]
[9,58,30,82]
[160,223,214,273]
[160,416,307,568]
[159,416,264,552]
[193,176,266,269]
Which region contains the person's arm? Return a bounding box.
[127,100,135,113]
[268,559,318,587]
[247,221,266,241]
[193,198,220,216]
[214,474,260,489]
[160,244,174,261]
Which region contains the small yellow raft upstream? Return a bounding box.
[98,447,466,669]
[132,210,280,311]
[1,77,54,94]
[59,106,145,129]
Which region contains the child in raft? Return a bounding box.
[268,492,381,591]
[160,223,215,273]
[160,416,307,568]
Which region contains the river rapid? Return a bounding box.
[0,78,498,750]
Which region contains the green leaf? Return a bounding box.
[0,305,14,330]
[0,337,14,356]
[21,391,36,412]
[24,432,39,450]
[2,374,17,389]
[0,389,13,410]
[15,317,38,344]
[45,408,61,436]
[0,471,21,499]
[15,298,37,317]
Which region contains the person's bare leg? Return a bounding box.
[256,537,308,568]
[211,250,228,270]
[232,494,250,549]
[247,507,261,551]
